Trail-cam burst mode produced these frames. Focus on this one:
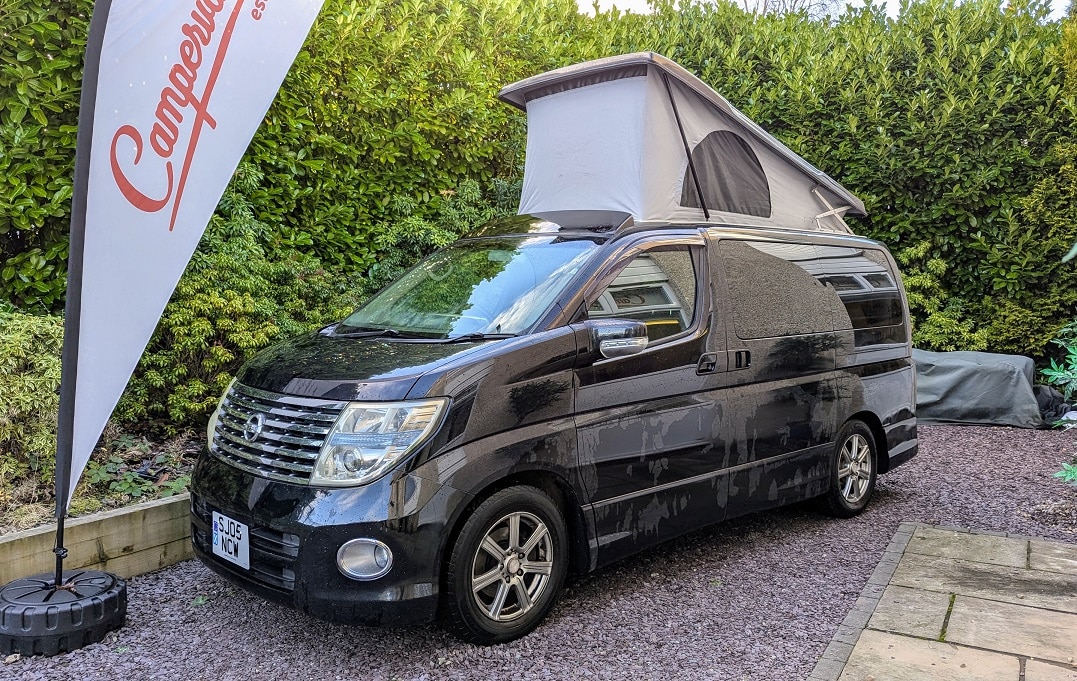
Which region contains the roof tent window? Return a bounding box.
[680,131,771,218]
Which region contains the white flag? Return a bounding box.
[58,0,325,511]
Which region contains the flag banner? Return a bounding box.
[58,0,325,511]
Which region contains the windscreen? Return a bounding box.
[338,236,600,338]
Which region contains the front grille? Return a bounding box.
[191,495,300,592]
[210,382,347,484]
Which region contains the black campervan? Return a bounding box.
[189,54,917,644]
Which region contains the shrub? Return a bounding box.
[1040,320,1077,400]
[1057,459,1077,486]
[116,163,361,428]
[0,309,63,505]
[894,241,989,351]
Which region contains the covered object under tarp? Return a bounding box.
[913,349,1045,428]
[498,52,866,232]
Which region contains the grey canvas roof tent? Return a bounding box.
[498,52,866,233]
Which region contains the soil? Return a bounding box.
[0,432,200,536]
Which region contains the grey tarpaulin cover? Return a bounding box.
[498,53,866,231]
[913,349,1045,428]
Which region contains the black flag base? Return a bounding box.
[0,570,127,657]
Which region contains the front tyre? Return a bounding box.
[443,485,568,644]
[822,420,877,518]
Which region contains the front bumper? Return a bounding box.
[189,452,452,626]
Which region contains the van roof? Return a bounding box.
[466,215,889,251]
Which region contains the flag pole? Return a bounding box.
[53,517,68,587]
[3,0,328,657]
[50,0,115,589]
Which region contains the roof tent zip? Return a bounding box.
[660,71,709,221]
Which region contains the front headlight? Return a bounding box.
[312,398,448,486]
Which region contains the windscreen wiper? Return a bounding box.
[331,327,407,338]
[441,332,517,343]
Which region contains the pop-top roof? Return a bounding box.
[498,53,866,233]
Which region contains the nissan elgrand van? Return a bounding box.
[190,215,917,644]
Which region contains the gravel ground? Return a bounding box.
[7,425,1076,681]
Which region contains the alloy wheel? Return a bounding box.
[837,433,872,505]
[470,511,554,623]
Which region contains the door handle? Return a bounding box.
[732,350,751,370]
[696,353,718,375]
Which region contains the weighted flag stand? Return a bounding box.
[0,520,127,657]
[0,1,127,657]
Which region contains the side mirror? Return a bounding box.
[584,319,649,359]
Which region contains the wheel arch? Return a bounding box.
[846,410,890,473]
[439,469,591,592]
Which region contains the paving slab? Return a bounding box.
[838,629,1019,681]
[906,526,1028,568]
[813,524,1077,681]
[945,595,1077,665]
[891,552,1077,614]
[1026,660,1077,681]
[1031,540,1077,576]
[866,585,949,639]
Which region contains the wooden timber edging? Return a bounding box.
[0,493,193,584]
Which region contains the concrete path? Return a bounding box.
[811,523,1077,681]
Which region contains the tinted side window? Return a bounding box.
[719,240,834,339]
[588,247,696,343]
[814,245,906,347]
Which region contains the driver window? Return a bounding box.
[587,247,697,343]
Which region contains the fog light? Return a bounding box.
[336,538,393,581]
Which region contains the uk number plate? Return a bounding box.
[212,511,250,570]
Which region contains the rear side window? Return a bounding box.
[813,245,906,347]
[719,240,835,339]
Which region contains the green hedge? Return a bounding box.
[3,0,1077,416]
[0,0,587,310]
[0,2,88,311]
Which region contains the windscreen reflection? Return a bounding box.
[338,236,599,338]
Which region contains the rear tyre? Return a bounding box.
[822,421,877,518]
[443,485,568,645]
